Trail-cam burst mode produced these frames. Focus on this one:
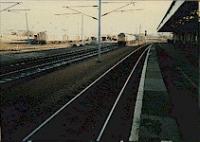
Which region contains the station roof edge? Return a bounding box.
[157,0,186,32]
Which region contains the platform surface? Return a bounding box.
[138,45,180,142]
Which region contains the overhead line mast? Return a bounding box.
[7,9,31,43]
[97,0,102,62]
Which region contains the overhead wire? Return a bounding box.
[0,2,22,13]
[101,1,135,17]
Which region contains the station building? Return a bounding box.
[157,0,200,109]
[157,0,199,47]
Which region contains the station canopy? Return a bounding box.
[157,0,198,33]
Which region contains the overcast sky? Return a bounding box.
[1,0,172,40]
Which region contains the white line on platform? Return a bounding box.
[22,45,146,142]
[129,45,151,142]
[96,46,149,142]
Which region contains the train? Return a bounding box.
[28,32,137,46]
[89,33,137,46]
[31,32,47,44]
[117,33,137,46]
[117,33,126,46]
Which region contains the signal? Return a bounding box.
[145,30,147,36]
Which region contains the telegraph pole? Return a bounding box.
[81,14,84,45]
[138,24,141,45]
[0,4,2,42]
[25,12,29,42]
[97,0,102,62]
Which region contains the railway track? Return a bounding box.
[0,44,115,74]
[0,46,97,74]
[22,45,150,142]
[0,44,117,84]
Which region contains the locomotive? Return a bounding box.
[117,33,126,46]
[117,33,137,46]
[31,32,47,44]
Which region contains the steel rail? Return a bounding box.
[0,47,96,77]
[0,45,118,84]
[0,45,113,77]
[22,45,146,142]
[0,44,113,75]
[129,45,151,142]
[96,46,149,141]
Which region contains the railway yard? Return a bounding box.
[1,0,199,142]
[0,43,119,84]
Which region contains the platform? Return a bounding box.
[138,45,180,142]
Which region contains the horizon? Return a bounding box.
[1,0,172,40]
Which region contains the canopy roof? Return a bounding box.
[157,0,198,33]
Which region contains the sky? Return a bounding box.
[1,0,172,40]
